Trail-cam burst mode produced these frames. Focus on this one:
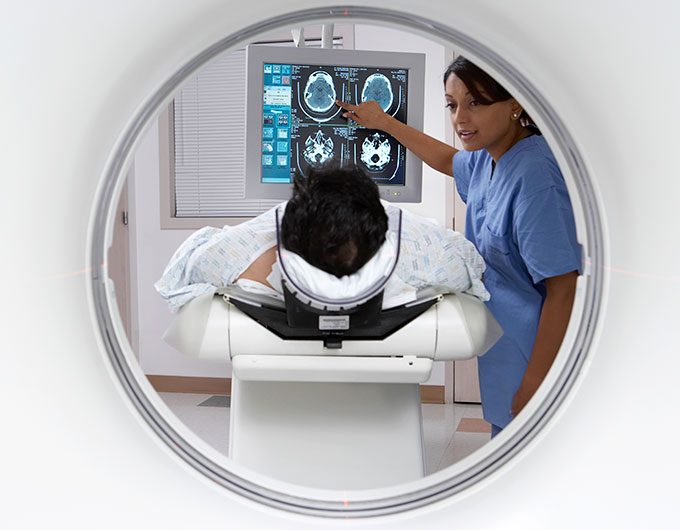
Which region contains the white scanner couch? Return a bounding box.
[163,282,502,490]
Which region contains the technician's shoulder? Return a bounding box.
[511,135,566,193]
[452,147,486,176]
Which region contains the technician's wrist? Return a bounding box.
[383,114,404,138]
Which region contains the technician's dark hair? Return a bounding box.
[281,164,388,278]
[444,56,541,135]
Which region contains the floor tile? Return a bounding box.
[438,432,491,469]
[198,395,231,407]
[456,417,491,434]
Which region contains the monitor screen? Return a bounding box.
[245,46,425,202]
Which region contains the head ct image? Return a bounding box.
[261,61,408,186]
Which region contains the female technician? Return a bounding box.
[337,57,582,437]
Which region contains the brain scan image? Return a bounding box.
[263,62,407,184]
[303,71,337,113]
[303,130,335,167]
[360,132,391,171]
[361,73,394,112]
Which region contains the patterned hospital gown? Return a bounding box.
[155,202,489,312]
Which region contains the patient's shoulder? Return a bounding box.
[391,204,444,230]
[236,246,278,288]
[216,201,285,238]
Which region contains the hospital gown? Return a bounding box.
[155,202,489,312]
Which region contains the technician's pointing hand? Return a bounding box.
[336,100,392,131]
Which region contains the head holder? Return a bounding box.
[275,205,403,346]
[226,206,437,349]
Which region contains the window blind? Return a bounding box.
[173,48,280,217]
[172,38,345,218]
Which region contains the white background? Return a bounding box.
[3,1,679,528]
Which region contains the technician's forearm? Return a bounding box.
[523,273,578,388]
[382,117,457,177]
[510,272,578,416]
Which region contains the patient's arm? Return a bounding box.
[236,246,278,288]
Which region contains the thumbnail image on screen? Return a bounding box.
[261,62,408,186]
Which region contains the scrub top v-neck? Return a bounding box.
[452,134,582,429]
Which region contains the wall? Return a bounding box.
[131,24,454,385]
[132,120,230,377]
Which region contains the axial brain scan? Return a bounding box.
[361,73,394,112]
[360,132,391,171]
[260,61,407,186]
[303,130,335,166]
[304,71,337,113]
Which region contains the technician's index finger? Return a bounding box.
[335,100,355,111]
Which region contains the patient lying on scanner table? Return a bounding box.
[155,165,489,310]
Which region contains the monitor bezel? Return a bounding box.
[245,44,425,202]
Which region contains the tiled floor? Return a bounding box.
[159,392,491,475]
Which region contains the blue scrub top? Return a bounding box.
[452,134,582,428]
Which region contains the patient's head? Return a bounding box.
[281,165,388,278]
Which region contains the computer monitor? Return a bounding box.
[244,45,425,202]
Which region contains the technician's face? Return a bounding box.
[445,74,517,159]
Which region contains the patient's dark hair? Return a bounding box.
[281,164,388,278]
